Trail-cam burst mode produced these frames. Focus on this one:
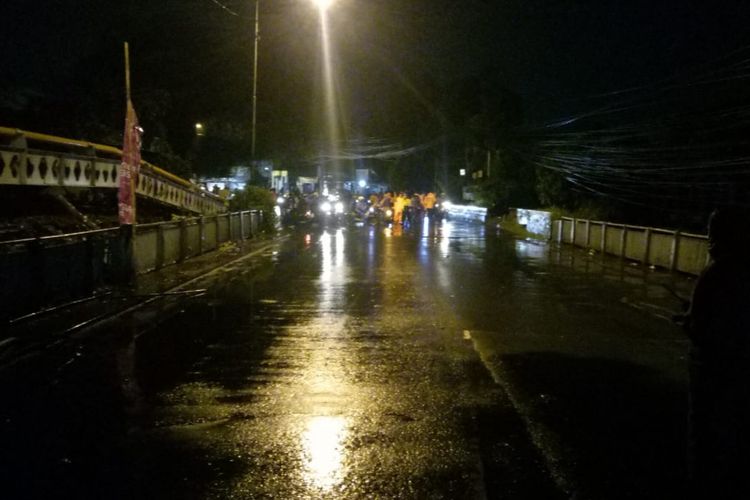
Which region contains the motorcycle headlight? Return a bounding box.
[368,206,375,213]
[276,197,285,205]
[320,201,332,213]
[385,209,393,217]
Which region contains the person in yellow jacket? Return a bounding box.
[422,191,437,218]
[393,192,406,225]
[403,193,413,226]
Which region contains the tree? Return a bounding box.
[535,165,572,207]
[228,185,276,233]
[439,69,536,210]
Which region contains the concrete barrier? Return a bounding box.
[445,204,487,223]
[514,208,553,239]
[552,217,708,275]
[133,211,262,273]
[0,210,265,320]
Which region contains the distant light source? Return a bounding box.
[312,0,333,11]
[459,168,466,177]
[358,179,367,188]
[195,123,205,136]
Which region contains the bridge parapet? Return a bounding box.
[0,127,226,215]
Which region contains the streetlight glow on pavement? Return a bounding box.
[303,416,347,490]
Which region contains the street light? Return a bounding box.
[251,0,334,160]
[314,0,339,185]
[312,0,333,11]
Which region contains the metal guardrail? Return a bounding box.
[0,127,227,215]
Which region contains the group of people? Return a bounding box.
[368,191,442,225]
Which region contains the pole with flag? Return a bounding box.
[119,42,142,225]
[118,42,143,281]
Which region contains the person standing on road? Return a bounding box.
[393,192,406,225]
[684,207,750,500]
[403,193,413,226]
[411,193,423,223]
[423,191,437,219]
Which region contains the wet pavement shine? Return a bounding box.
[0,218,694,499]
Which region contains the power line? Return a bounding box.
[207,0,240,17]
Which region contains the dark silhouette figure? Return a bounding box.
[686,207,750,499]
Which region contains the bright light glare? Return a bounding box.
[358,180,367,188]
[303,416,347,489]
[440,220,453,256]
[318,3,339,165]
[313,0,333,11]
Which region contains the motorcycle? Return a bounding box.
[317,194,347,225]
[351,197,371,222]
[367,205,393,225]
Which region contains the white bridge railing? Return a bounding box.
[0,127,226,215]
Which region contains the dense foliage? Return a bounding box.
[228,185,277,233]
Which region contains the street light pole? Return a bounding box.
[251,0,260,160]
[251,0,331,162]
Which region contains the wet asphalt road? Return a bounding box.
[0,218,694,499]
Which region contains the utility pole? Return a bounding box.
[251,0,260,159]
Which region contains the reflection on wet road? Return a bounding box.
[131,220,548,498]
[0,218,693,499]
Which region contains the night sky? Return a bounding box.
[2,0,749,158]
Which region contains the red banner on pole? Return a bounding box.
[118,100,142,225]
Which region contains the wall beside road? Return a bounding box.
[514,209,552,239]
[133,211,262,273]
[0,210,265,321]
[552,217,709,275]
[503,209,709,276]
[445,204,487,223]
